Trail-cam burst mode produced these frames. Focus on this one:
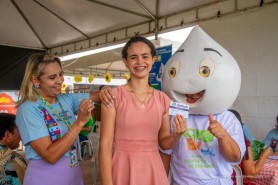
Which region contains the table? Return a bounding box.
[244,158,278,185]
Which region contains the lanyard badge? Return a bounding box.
[69,145,78,167]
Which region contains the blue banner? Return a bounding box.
[150,45,172,90]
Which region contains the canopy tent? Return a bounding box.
[62,47,127,78]
[1,0,226,87]
[1,0,275,67]
[0,0,277,140]
[1,0,224,51]
[0,0,233,79]
[1,0,276,77]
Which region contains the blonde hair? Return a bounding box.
[17,53,62,107]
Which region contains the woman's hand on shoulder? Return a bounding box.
[99,86,114,108]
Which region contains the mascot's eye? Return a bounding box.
[199,58,215,78]
[199,66,210,77]
[169,67,176,78]
[167,59,180,78]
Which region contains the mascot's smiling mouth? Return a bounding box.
[185,90,205,104]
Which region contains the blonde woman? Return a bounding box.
[16,53,111,185]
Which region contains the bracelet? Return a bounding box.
[68,127,78,139]
[69,127,78,137]
[67,130,77,139]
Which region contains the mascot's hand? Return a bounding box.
[207,114,228,140]
[172,114,187,141]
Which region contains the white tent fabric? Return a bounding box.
[62,47,126,77]
[0,0,217,50]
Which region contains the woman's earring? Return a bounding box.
[33,84,40,89]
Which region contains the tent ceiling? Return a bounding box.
[1,0,276,78]
[0,0,221,52]
[62,47,127,77]
[1,0,272,54]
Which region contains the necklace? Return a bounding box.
[129,85,151,108]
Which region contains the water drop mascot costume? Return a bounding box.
[160,26,246,185]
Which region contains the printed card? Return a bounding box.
[169,101,189,118]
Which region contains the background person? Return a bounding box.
[242,122,255,143]
[79,116,94,158]
[16,53,109,185]
[99,36,187,185]
[0,113,27,185]
[226,111,254,143]
[79,116,94,142]
[263,115,278,155]
[229,109,271,183]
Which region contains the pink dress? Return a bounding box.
[111,86,170,185]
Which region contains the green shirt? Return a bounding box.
[79,117,94,137]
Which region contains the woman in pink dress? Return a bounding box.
[99,36,187,185]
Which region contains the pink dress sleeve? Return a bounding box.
[155,90,171,115]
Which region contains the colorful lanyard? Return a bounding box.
[40,97,79,167]
[40,97,71,129]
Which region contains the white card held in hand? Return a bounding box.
[169,102,189,118]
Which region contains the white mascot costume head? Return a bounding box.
[162,26,241,115]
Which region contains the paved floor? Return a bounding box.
[80,155,102,185]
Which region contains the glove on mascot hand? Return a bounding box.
[162,26,241,115]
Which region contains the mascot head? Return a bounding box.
[162,26,241,115]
